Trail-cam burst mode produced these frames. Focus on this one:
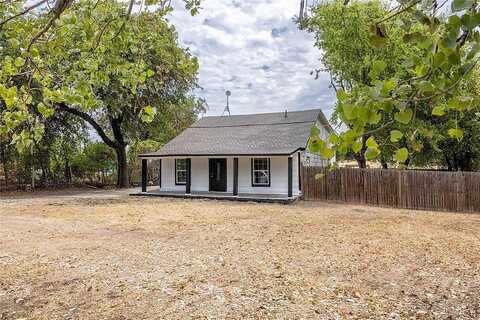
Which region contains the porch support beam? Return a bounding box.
[158,159,162,189]
[233,157,239,196]
[141,159,147,193]
[186,158,191,194]
[288,156,293,198]
[298,152,302,191]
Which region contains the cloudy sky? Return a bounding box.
[168,0,335,118]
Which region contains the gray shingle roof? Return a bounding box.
[140,108,332,157]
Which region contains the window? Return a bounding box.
[175,159,187,185]
[251,158,270,187]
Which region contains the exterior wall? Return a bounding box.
[160,158,186,192]
[154,155,300,196]
[303,120,336,167]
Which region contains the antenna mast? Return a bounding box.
[223,90,231,116]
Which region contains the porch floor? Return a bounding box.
[130,189,299,204]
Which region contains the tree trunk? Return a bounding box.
[63,147,72,184]
[0,141,8,188]
[30,145,35,190]
[452,153,459,171]
[64,159,72,184]
[355,153,367,169]
[56,104,130,188]
[354,136,368,169]
[115,145,129,188]
[381,160,388,169]
[457,152,473,171]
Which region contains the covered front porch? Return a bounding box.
[131,154,302,203]
[130,188,298,204]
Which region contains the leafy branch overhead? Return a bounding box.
[0,0,202,147]
[303,0,480,166]
[0,0,202,187]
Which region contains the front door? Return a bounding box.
[209,158,227,192]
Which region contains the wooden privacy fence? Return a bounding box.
[301,167,480,213]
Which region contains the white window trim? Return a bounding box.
[252,157,271,187]
[175,159,187,185]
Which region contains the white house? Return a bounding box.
[136,108,333,202]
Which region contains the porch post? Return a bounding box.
[158,159,162,189]
[233,157,238,196]
[141,159,147,193]
[298,152,302,191]
[288,156,293,198]
[186,158,191,194]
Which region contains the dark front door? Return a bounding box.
[209,158,227,192]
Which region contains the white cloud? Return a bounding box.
[168,0,335,119]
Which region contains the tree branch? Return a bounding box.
[0,0,48,30]
[109,115,125,147]
[27,0,73,51]
[92,16,117,51]
[55,103,118,148]
[376,0,421,25]
[111,0,135,41]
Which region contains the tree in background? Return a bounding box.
[434,67,480,171]
[0,0,201,188]
[301,0,418,167]
[0,93,88,189]
[302,0,480,170]
[127,139,162,186]
[71,142,116,185]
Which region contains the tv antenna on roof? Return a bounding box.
[223,90,232,116]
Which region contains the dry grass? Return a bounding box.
[1,190,480,319]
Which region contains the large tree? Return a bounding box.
[0,0,201,187]
[301,0,417,167]
[302,0,480,168]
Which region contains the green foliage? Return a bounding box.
[432,105,446,116]
[302,0,412,90]
[140,106,157,124]
[394,147,409,163]
[394,109,413,125]
[302,0,480,169]
[448,128,464,140]
[390,130,403,142]
[72,142,116,178]
[127,139,162,184]
[301,0,418,166]
[0,0,201,187]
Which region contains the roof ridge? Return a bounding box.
[193,119,317,128]
[199,108,322,119]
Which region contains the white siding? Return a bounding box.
[155,155,300,196]
[191,157,209,192]
[160,158,186,192]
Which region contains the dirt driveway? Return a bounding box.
[1,190,480,319]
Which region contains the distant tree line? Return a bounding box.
[0,106,200,190]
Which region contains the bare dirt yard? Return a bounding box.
[1,189,480,319]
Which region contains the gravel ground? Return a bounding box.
[1,190,480,319]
